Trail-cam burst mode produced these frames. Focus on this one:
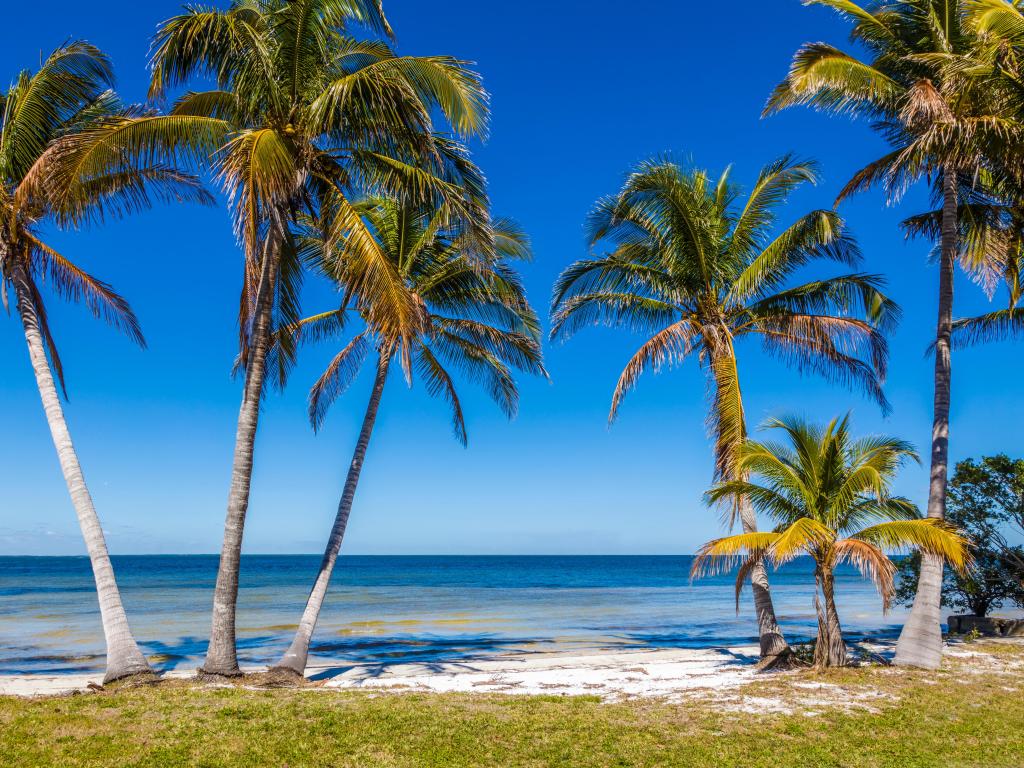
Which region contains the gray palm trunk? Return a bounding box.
[12,264,152,684]
[202,237,280,677]
[814,567,847,668]
[894,167,957,670]
[738,499,791,661]
[274,350,391,676]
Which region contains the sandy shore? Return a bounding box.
[315,645,764,699]
[0,645,765,699]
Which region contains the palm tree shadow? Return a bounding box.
[304,632,559,682]
[0,647,103,675]
[140,634,280,673]
[613,631,760,663]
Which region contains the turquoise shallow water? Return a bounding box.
[0,555,906,675]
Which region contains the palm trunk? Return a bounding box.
[704,339,790,663]
[273,351,390,676]
[813,566,846,668]
[712,340,790,662]
[12,264,151,684]
[738,500,791,661]
[202,235,280,677]
[895,166,956,670]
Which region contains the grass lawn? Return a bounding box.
[2,642,1022,767]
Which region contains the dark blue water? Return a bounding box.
[0,555,905,675]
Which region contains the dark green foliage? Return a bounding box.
[896,456,1024,617]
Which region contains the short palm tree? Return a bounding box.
[767,0,1022,669]
[71,0,491,676]
[272,196,545,676]
[693,416,970,668]
[551,155,898,664]
[1,44,209,682]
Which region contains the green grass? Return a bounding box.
[2,644,1022,767]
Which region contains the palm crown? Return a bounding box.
[766,1,1021,204]
[551,155,898,480]
[297,196,546,441]
[1,42,209,387]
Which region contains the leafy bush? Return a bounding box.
[896,456,1024,617]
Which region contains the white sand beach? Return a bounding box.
[313,645,764,699]
[1,641,900,702]
[0,645,763,699]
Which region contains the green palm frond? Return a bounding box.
[21,114,230,227]
[310,54,487,139]
[0,43,114,181]
[966,0,1024,43]
[300,195,543,441]
[728,209,860,303]
[148,4,275,101]
[729,155,821,261]
[764,42,903,118]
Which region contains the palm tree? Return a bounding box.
[766,0,1022,670]
[124,0,491,676]
[693,416,970,668]
[1,44,210,682]
[272,196,545,676]
[550,155,898,665]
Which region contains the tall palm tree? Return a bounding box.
[693,415,969,668]
[1,44,210,682]
[551,155,898,665]
[766,0,1022,669]
[108,0,492,676]
[272,196,544,676]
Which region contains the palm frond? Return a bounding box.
[769,517,835,564]
[833,538,898,611]
[24,233,145,347]
[952,308,1024,347]
[609,320,699,423]
[415,343,467,444]
[764,42,902,118]
[852,519,972,572]
[308,332,371,430]
[690,532,781,580]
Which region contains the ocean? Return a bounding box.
[0,555,907,675]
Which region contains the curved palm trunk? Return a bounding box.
[739,501,791,661]
[12,265,151,684]
[814,566,847,668]
[202,237,280,677]
[274,351,391,676]
[895,167,956,670]
[713,340,790,662]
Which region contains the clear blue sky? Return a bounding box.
[1,1,1021,556]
